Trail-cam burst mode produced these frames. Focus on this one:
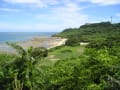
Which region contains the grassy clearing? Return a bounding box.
[46,45,85,62]
[0,45,85,66]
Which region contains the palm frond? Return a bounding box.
[6,42,26,56]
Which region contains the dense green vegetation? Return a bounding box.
[53,22,120,46]
[48,45,85,60]
[0,22,120,90]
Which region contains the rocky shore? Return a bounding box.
[0,36,67,54]
[17,36,67,49]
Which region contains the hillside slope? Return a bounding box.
[53,22,120,42]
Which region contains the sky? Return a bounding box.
[0,0,120,32]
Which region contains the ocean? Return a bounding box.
[0,32,57,53]
[0,32,56,43]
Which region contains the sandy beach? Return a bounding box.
[17,36,67,49]
[0,36,67,54]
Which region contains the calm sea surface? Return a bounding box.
[0,32,56,43]
[0,32,57,53]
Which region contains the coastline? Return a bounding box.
[17,36,67,49]
[0,36,67,54]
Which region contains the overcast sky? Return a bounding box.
[0,0,120,32]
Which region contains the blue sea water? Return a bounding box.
[0,32,56,43]
[0,32,57,53]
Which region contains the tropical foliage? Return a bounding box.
[54,22,120,46]
[0,22,120,90]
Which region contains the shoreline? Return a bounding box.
[0,36,67,54]
[18,36,67,49]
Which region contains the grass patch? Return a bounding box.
[47,45,85,60]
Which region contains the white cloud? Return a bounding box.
[4,0,40,4]
[0,2,89,32]
[3,0,120,8]
[1,0,118,32]
[77,0,120,5]
[4,0,59,8]
[0,21,62,32]
[0,8,20,12]
[90,0,120,5]
[36,2,89,29]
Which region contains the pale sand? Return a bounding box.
[17,36,67,49]
[47,38,67,49]
[0,36,67,54]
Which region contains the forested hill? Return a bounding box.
[53,22,120,43]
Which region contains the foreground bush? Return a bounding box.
[0,43,48,90]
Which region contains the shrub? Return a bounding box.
[65,37,80,46]
[30,47,48,59]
